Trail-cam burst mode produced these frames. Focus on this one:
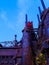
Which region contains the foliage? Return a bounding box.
[36,53,47,65]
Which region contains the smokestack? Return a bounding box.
[38,7,42,15]
[40,0,46,10]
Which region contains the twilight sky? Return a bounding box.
[0,0,49,42]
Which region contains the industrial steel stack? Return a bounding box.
[37,0,49,65]
[0,0,49,65]
[22,15,37,65]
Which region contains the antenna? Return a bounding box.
[40,0,46,10]
[38,7,42,15]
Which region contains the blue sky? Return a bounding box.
[0,0,49,42]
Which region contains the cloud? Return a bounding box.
[0,11,7,22]
[16,0,30,24]
[0,10,16,31]
[18,0,30,11]
[16,0,34,29]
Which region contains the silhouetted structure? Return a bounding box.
[0,0,49,65]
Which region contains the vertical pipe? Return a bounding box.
[40,0,46,10]
[14,35,17,46]
[37,14,40,25]
[22,30,33,65]
[25,14,28,26]
[14,35,17,41]
[38,7,42,15]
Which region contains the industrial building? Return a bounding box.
[0,0,49,65]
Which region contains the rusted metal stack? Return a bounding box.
[0,0,49,65]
